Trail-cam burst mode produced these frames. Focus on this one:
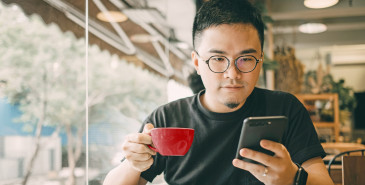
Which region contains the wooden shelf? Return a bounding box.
[314,122,337,127]
[295,94,340,142]
[295,94,337,100]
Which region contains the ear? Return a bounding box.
[258,51,265,68]
[191,51,201,75]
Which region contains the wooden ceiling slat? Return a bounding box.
[2,0,189,84]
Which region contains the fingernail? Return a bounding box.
[241,149,247,155]
[232,159,238,166]
[261,140,267,147]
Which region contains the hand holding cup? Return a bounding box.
[122,123,157,172]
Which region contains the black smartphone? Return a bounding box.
[235,116,288,165]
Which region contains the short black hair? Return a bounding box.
[192,0,264,50]
[187,72,205,94]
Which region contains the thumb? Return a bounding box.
[143,123,154,134]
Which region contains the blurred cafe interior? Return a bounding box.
[0,0,365,185]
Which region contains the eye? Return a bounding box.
[241,56,254,62]
[236,56,256,65]
[210,56,226,62]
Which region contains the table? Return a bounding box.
[322,142,365,154]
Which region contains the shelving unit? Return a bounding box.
[295,94,340,142]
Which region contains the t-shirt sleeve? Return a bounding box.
[140,154,165,182]
[283,94,326,164]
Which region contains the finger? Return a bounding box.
[143,123,157,148]
[232,159,268,181]
[260,140,289,158]
[239,148,278,167]
[123,139,156,155]
[124,151,153,162]
[127,133,153,145]
[143,123,154,134]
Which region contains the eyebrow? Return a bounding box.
[208,48,258,55]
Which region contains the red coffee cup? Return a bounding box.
[148,127,194,156]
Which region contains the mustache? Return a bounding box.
[220,80,247,87]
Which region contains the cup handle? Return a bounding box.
[148,145,158,152]
[147,133,158,152]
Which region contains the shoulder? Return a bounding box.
[144,94,197,125]
[254,87,299,103]
[157,94,196,112]
[251,88,305,116]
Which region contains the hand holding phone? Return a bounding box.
[235,116,288,165]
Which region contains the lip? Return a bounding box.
[221,85,243,91]
[223,85,243,88]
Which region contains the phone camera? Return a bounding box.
[251,122,267,126]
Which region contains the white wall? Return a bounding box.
[1,135,62,180]
[0,158,19,179]
[296,44,365,92]
[331,65,365,92]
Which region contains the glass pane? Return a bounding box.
[0,1,87,184]
[86,0,194,184]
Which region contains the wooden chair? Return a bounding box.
[342,155,365,185]
[327,149,365,185]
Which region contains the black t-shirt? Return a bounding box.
[139,88,326,185]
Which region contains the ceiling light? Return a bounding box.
[298,23,327,34]
[130,34,157,43]
[304,0,339,9]
[97,11,128,22]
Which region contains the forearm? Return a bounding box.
[297,157,333,185]
[305,171,334,185]
[103,161,145,185]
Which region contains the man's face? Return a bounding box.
[192,23,263,113]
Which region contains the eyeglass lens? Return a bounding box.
[208,56,257,73]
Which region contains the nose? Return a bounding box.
[224,62,241,79]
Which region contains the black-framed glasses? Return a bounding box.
[195,51,263,73]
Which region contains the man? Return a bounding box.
[103,0,334,184]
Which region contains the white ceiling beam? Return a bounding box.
[151,40,174,77]
[93,0,136,54]
[43,0,136,55]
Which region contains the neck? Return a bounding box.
[200,92,246,113]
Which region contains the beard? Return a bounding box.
[224,102,240,109]
[220,80,247,109]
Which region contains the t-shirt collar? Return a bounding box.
[194,88,256,121]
